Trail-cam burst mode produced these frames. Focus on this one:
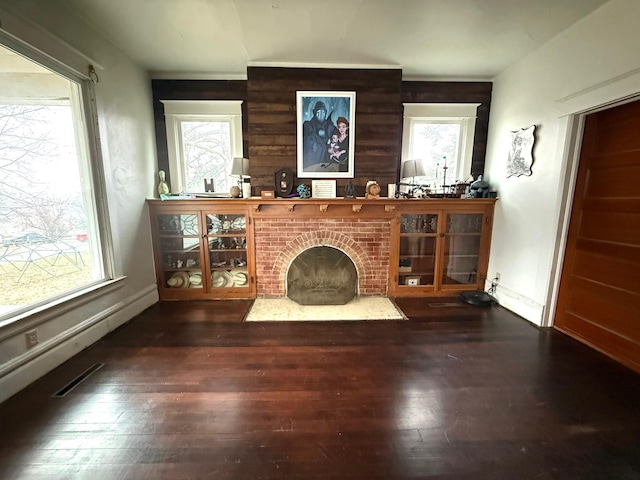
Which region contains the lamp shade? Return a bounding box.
[231,157,250,177]
[401,159,426,179]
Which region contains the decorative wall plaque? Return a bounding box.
[275,168,294,197]
[507,125,536,177]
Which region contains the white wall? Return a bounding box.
[0,0,158,402]
[484,0,640,326]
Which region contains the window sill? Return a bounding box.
[0,276,127,339]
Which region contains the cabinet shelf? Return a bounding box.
[158,234,201,239]
[209,248,247,253]
[207,232,246,237]
[160,250,201,256]
[163,267,201,272]
[400,233,438,237]
[444,270,478,276]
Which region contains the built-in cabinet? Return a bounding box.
[148,198,494,300]
[149,202,255,300]
[389,203,493,297]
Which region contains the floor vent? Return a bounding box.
[53,363,104,397]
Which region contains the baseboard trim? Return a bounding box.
[487,282,545,327]
[0,285,158,403]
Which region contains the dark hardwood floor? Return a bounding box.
[0,298,638,479]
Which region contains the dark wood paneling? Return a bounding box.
[150,72,493,196]
[401,81,493,178]
[247,67,403,197]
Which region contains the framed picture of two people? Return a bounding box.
[296,91,356,178]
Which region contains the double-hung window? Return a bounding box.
[0,40,110,321]
[162,100,244,194]
[401,103,480,191]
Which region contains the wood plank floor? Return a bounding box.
[0,298,638,479]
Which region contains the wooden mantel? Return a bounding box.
[148,197,496,220]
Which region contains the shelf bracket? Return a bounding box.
[320,204,329,212]
[352,204,362,213]
[252,204,261,212]
[287,204,295,212]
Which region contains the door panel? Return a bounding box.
[554,99,640,372]
[567,279,638,335]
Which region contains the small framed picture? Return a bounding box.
[261,190,275,199]
[405,276,421,286]
[311,180,337,199]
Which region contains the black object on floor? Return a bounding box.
[460,290,497,306]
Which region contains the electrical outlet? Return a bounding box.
[25,329,38,348]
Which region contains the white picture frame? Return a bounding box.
[296,91,356,178]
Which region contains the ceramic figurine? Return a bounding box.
[297,184,311,198]
[230,185,241,198]
[344,180,355,198]
[157,170,170,196]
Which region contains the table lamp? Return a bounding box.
[231,157,251,198]
[399,159,427,197]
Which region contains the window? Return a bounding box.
[162,100,244,194]
[0,42,109,321]
[401,103,480,191]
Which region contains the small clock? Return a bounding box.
[365,181,381,199]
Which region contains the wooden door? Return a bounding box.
[554,99,640,372]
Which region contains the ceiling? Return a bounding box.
[61,0,609,80]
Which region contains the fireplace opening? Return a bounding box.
[287,246,357,305]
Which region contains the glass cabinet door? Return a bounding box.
[398,213,438,287]
[206,213,249,289]
[156,213,204,289]
[442,213,483,285]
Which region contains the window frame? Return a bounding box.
[0,33,116,324]
[161,100,244,194]
[402,103,480,182]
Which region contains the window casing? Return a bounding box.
[0,39,111,323]
[401,103,480,190]
[162,100,244,194]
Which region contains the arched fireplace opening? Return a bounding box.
[287,246,357,305]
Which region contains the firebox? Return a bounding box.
[287,246,357,305]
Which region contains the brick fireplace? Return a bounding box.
[252,202,394,298]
